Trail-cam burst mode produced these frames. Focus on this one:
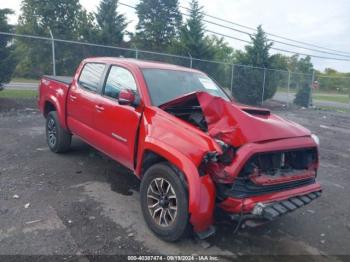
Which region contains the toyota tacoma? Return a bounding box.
[38,58,322,241]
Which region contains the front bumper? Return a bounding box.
[222,189,322,228]
[252,190,321,221]
[219,182,322,215]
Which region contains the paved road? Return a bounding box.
[273,92,350,109]
[3,82,39,90]
[1,100,350,260]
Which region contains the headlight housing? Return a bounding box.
[311,134,320,146]
[215,139,236,164]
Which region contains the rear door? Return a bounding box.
[93,65,142,169]
[67,62,106,142]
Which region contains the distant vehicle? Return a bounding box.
[38,58,322,241]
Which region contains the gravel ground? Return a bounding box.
[0,97,349,261]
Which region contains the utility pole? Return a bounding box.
[261,68,267,105]
[309,70,315,107]
[49,29,56,76]
[287,71,291,107]
[230,64,235,97]
[188,53,193,68]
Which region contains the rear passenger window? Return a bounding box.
[78,63,106,92]
[104,66,137,99]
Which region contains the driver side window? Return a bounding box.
[104,66,137,99]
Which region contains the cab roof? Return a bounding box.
[83,57,203,74]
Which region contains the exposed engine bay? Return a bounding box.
[163,96,208,132]
[161,91,318,192]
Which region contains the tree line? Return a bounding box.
[0,0,348,104]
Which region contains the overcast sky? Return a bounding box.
[1,0,350,72]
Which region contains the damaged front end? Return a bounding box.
[161,91,322,223]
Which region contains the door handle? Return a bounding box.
[95,105,105,112]
[70,95,77,101]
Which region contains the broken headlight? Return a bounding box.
[311,134,320,146]
[215,139,236,165]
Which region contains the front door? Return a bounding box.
[93,65,142,170]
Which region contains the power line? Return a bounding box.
[204,29,350,61]
[180,1,350,56]
[118,2,350,61]
[195,15,350,59]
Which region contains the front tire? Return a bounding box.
[140,163,189,242]
[46,111,71,153]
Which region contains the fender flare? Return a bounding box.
[43,95,68,130]
[138,137,216,233]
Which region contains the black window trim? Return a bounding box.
[100,64,140,102]
[77,62,107,94]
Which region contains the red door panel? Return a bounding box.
[66,62,106,142]
[67,83,98,141]
[93,96,141,169]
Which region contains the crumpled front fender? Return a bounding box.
[137,137,216,233]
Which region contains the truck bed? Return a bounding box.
[43,75,73,85]
[38,75,73,130]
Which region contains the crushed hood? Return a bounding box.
[161,92,311,147]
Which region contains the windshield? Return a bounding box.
[142,68,230,106]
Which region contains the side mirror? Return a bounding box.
[118,89,139,106]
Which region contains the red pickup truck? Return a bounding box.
[38,57,322,241]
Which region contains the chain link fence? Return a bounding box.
[2,32,350,109]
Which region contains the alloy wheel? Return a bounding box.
[47,117,57,147]
[147,178,177,227]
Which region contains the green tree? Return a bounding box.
[204,35,235,88]
[316,68,349,94]
[0,8,16,89]
[233,25,276,105]
[287,54,314,90]
[208,36,234,63]
[236,26,272,67]
[18,0,83,39]
[134,0,182,51]
[267,53,289,94]
[297,56,313,73]
[176,1,235,88]
[180,0,211,59]
[78,10,99,43]
[95,0,127,45]
[290,55,313,107]
[14,0,97,78]
[270,53,288,71]
[287,54,299,72]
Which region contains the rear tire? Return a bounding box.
[46,111,71,153]
[140,162,189,242]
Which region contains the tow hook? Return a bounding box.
[251,202,266,216]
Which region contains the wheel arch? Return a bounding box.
[44,100,56,117]
[137,138,216,233]
[42,96,68,130]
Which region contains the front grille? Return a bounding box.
[241,148,317,177]
[216,147,318,200]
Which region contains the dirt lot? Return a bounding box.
[0,97,349,261]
